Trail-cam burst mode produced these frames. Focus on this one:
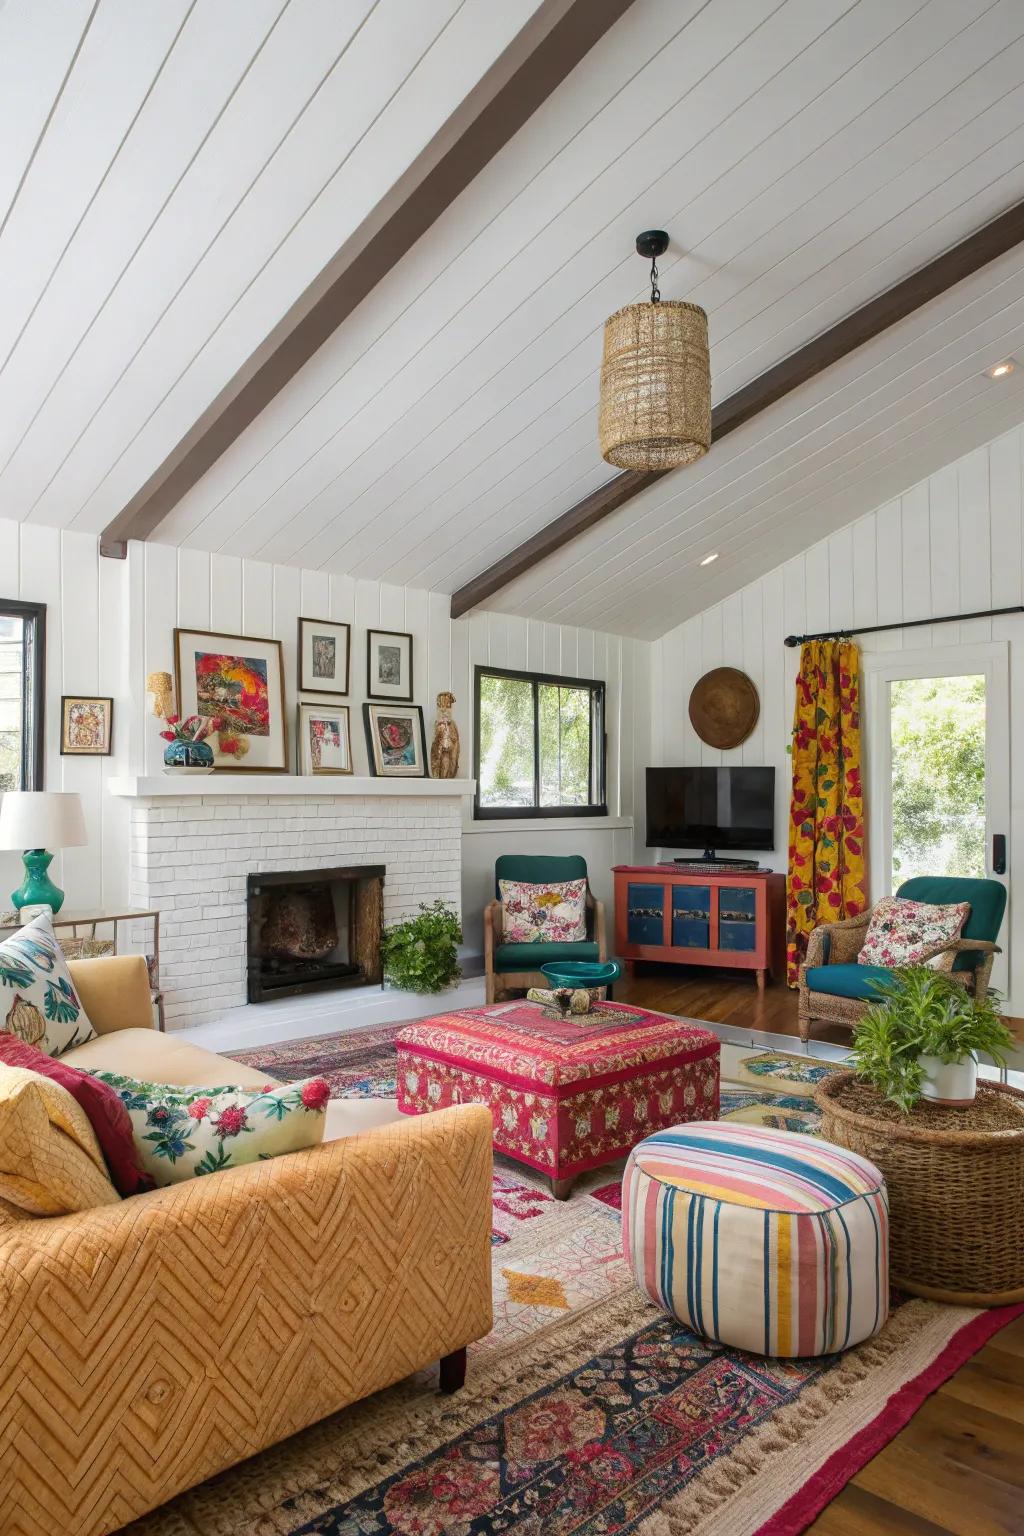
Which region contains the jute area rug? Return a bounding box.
[118,1026,1022,1536]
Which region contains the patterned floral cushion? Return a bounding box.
[499,878,586,944]
[857,894,970,968]
[0,912,96,1057]
[86,1072,331,1186]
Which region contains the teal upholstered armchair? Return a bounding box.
[798,876,1006,1042]
[484,854,607,1005]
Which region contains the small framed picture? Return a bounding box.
[61,696,113,755]
[363,702,428,777]
[298,616,350,696]
[366,628,413,702]
[297,702,353,775]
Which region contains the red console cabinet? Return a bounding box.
[612,864,785,992]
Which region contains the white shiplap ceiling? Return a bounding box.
[3,0,1024,640]
[0,0,560,524]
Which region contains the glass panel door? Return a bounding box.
[865,644,1010,998]
[889,675,986,887]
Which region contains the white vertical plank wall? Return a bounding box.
[644,424,1024,1012]
[0,520,646,963]
[0,521,130,906]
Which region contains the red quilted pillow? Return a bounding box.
[0,1033,155,1196]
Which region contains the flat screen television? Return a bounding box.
[646,766,775,854]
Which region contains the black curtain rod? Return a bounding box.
[784,604,1024,648]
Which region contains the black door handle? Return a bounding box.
[993,833,1006,875]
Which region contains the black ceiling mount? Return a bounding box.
[635,229,669,259]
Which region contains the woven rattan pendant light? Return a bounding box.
[598,231,710,471]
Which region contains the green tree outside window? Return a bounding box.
[890,674,986,886]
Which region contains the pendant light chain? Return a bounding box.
[649,255,660,304]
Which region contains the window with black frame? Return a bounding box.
[474,665,606,818]
[0,601,45,792]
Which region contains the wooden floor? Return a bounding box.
[616,963,1024,1047]
[616,964,1024,1536]
[616,962,850,1041]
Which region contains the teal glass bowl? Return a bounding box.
[540,959,621,991]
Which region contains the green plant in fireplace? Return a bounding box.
[382,900,462,993]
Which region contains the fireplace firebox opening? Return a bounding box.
[246,865,384,1003]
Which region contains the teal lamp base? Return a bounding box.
[11,849,64,915]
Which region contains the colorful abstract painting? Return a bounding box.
[194,652,270,737]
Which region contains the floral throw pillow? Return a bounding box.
[86,1072,330,1186]
[0,912,95,1057]
[499,878,587,944]
[857,895,970,969]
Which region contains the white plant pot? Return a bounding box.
[919,1053,977,1107]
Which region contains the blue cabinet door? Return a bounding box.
[672,884,711,949]
[718,885,757,951]
[627,883,664,945]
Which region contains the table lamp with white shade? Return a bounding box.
[0,791,87,914]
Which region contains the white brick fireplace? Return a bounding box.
[110,776,473,1030]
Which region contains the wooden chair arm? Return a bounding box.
[592,898,607,962]
[483,900,502,957]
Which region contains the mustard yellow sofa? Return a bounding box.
[0,955,493,1536]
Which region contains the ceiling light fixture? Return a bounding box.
[986,359,1016,378]
[699,552,719,566]
[598,230,711,472]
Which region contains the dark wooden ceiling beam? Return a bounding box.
[449,196,1024,620]
[99,0,638,559]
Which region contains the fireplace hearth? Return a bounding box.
[246,865,384,1003]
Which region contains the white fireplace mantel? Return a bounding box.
[109,775,476,798]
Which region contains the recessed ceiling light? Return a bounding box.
[699,551,719,566]
[986,359,1016,379]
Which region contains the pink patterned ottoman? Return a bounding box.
[396,1000,720,1197]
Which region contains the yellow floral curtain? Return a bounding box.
[786,640,866,985]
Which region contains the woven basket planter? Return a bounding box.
[815,1069,1024,1306]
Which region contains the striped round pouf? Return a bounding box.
[622,1121,889,1357]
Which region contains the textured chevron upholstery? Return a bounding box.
[0,966,494,1536]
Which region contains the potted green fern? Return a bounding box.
[850,967,1014,1111]
[381,900,462,994]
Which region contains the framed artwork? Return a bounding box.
[174,628,287,772]
[298,616,350,696]
[366,628,413,701]
[363,702,428,777]
[297,702,352,775]
[60,696,113,756]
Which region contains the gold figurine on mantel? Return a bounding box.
[430,692,460,779]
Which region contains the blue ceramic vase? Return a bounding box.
[163,739,215,770]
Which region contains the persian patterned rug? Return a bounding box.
[227,1026,831,1137]
[125,1151,1022,1536]
[229,1021,401,1099]
[127,1024,1019,1536]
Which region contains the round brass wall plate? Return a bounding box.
[688,667,760,750]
